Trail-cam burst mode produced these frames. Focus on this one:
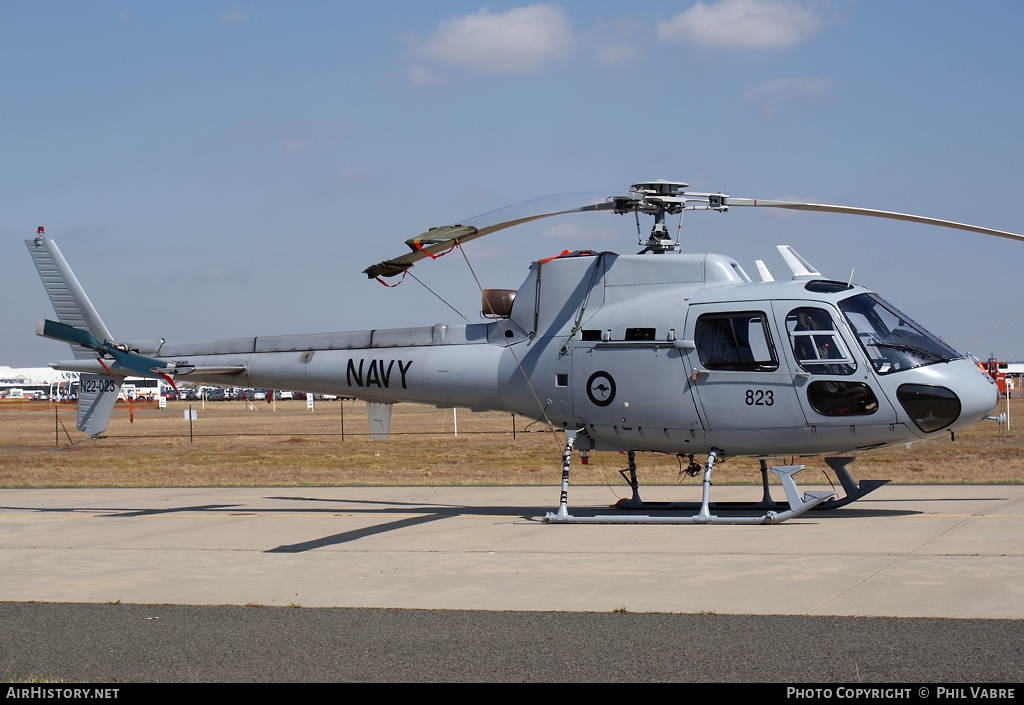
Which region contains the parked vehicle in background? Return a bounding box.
[204,387,226,401]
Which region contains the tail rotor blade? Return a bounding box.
[37,318,174,379]
[37,319,101,351]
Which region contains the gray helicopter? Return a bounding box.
[28,180,1021,524]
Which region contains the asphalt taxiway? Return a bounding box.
[2,483,1023,617]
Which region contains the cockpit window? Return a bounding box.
[786,307,856,375]
[839,294,961,375]
[694,311,778,371]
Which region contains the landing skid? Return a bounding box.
[819,457,890,509]
[543,433,836,525]
[613,455,889,513]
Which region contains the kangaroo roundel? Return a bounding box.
[586,371,616,407]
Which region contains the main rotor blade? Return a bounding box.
[363,185,1022,279]
[721,198,1024,242]
[364,192,616,278]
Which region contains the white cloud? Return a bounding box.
[410,4,574,75]
[657,0,822,50]
[408,64,446,88]
[744,76,830,113]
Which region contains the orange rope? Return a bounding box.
[957,310,1024,350]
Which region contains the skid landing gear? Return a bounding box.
[818,457,890,509]
[543,433,836,525]
[614,455,889,514]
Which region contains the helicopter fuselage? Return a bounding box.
[97,249,998,460]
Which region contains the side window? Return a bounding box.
[807,381,879,416]
[786,307,856,375]
[694,312,778,371]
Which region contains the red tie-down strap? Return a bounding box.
[414,239,458,260]
[154,370,178,395]
[375,240,460,287]
[538,250,572,265]
[538,250,603,265]
[375,270,408,288]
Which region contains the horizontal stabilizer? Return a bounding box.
[47,359,246,378]
[169,365,247,376]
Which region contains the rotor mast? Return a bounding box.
[616,180,689,254]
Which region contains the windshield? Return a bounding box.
[838,293,961,374]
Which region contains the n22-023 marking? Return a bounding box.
[745,389,774,406]
[82,378,118,393]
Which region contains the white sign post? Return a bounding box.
[185,407,197,443]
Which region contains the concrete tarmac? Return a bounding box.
[2,483,1023,617]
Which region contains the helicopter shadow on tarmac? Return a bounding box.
[0,491,924,555]
[258,493,923,552]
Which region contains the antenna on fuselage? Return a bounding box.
[755,260,775,282]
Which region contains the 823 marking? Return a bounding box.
[745,389,774,406]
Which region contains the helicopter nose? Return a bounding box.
[958,363,1002,425]
[895,361,999,434]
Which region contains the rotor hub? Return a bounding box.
[615,181,691,254]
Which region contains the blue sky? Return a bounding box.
[3,1,1022,368]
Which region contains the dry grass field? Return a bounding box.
[1,396,1021,490]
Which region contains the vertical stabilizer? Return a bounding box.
[367,402,393,440]
[26,232,114,359]
[76,374,122,437]
[27,232,122,437]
